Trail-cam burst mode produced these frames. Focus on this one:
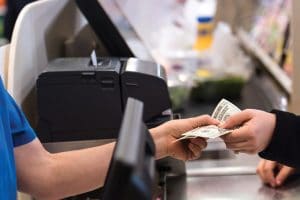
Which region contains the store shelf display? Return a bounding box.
[250,0,291,62]
[189,22,252,102]
[237,0,292,95]
[238,29,291,95]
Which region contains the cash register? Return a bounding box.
[36,0,174,142]
[36,56,172,142]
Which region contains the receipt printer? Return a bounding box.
[36,57,172,142]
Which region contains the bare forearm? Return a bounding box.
[15,140,115,199]
[48,142,114,198]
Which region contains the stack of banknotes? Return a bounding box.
[178,99,241,140]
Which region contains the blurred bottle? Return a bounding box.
[184,0,216,26]
[193,16,213,51]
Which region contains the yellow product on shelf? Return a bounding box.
[284,49,293,77]
[193,16,214,51]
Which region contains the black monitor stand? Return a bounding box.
[103,97,156,200]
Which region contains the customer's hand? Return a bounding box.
[257,159,296,187]
[151,115,219,160]
[221,109,276,154]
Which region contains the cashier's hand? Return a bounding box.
[150,115,219,161]
[257,159,296,187]
[220,109,276,154]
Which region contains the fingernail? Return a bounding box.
[219,122,225,127]
[276,180,281,186]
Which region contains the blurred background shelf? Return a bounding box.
[237,28,292,95]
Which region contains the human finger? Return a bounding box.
[188,115,220,129]
[275,166,296,186]
[262,161,277,187]
[225,141,249,151]
[221,110,253,129]
[256,160,267,183]
[189,138,207,149]
[237,149,259,154]
[188,142,202,159]
[221,126,251,143]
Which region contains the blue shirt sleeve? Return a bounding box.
[5,90,36,147]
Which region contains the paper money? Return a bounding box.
[178,125,233,140]
[177,99,241,141]
[211,99,241,122]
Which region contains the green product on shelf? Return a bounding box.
[190,76,245,102]
[168,85,190,111]
[0,15,3,38]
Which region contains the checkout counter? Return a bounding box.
[174,73,300,200]
[43,71,300,200]
[7,0,300,199]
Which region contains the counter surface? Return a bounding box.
[166,73,300,200]
[168,174,300,200]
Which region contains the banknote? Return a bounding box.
[211,99,241,122]
[177,99,240,141]
[178,125,233,140]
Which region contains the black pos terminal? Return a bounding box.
[102,97,155,200]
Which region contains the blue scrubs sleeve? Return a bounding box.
[5,91,36,147]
